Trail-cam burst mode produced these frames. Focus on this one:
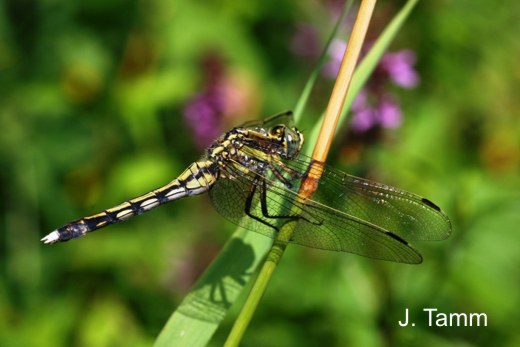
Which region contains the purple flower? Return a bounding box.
[350,91,402,133]
[324,41,419,88]
[323,39,347,78]
[322,40,418,133]
[183,56,255,148]
[351,107,376,132]
[377,96,402,128]
[380,49,419,88]
[183,88,225,148]
[351,90,373,131]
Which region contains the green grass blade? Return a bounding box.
[153,231,272,347]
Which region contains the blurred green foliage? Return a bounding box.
[0,0,519,346]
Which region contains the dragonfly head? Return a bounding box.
[268,125,304,159]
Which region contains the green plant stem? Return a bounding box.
[223,228,292,347]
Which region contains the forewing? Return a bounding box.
[280,155,452,241]
[240,111,294,128]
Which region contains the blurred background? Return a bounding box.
[1,0,519,346]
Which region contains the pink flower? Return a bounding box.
[323,39,347,78]
[377,96,402,128]
[323,41,418,133]
[183,89,225,148]
[350,90,402,132]
[380,49,419,88]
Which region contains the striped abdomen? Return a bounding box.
[42,161,218,244]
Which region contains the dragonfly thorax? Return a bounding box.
[241,124,304,160]
[206,124,303,180]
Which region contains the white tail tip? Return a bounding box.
[41,231,60,244]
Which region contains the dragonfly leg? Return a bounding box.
[271,156,304,179]
[268,163,294,189]
[258,178,323,228]
[244,177,280,230]
[243,174,315,231]
[266,157,305,190]
[258,178,300,220]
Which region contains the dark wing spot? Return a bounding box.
[421,198,441,212]
[386,231,408,244]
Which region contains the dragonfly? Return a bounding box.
[42,112,451,264]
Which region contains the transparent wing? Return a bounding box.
[209,155,424,263]
[235,144,451,242]
[240,111,294,128]
[209,162,301,240]
[283,155,452,241]
[291,200,422,263]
